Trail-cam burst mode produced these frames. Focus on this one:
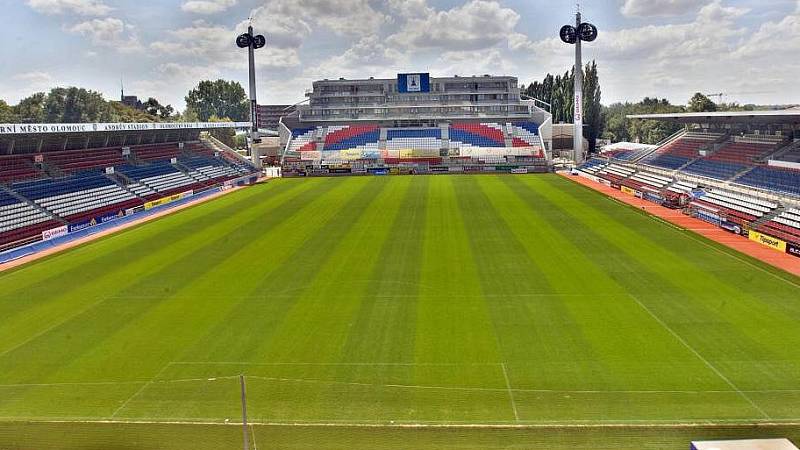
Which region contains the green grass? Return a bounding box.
[1,174,799,449]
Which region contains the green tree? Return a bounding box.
[688,92,717,113]
[582,61,603,153]
[0,100,18,122]
[185,80,249,122]
[41,87,111,123]
[601,97,684,145]
[144,97,175,119]
[208,115,236,148]
[107,101,160,123]
[524,60,603,151]
[14,92,46,123]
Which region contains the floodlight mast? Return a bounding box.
[560,6,597,165]
[247,25,258,138]
[236,22,266,152]
[574,10,583,165]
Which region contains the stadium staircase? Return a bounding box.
[750,206,785,229]
[763,140,800,163]
[105,171,143,198]
[378,127,388,151]
[727,166,757,183]
[40,160,66,180]
[639,129,686,162]
[200,134,258,170]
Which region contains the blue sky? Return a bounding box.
[0,0,798,111]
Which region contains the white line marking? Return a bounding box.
[171,361,503,367]
[7,417,800,428]
[627,293,770,420]
[501,363,520,422]
[570,174,800,288]
[677,229,800,289]
[1,377,797,394]
[0,380,145,388]
[110,362,173,419]
[250,423,258,450]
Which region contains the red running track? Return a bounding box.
[560,172,800,278]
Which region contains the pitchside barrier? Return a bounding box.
[748,230,788,253]
[286,165,549,178]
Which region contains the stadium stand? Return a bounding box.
[283,122,544,167]
[758,208,800,244]
[0,138,257,250]
[642,133,721,170]
[449,123,506,148]
[681,159,748,180]
[323,125,380,152]
[691,188,777,226]
[118,163,200,197]
[0,189,60,247]
[288,128,318,153]
[44,147,125,174]
[0,154,43,183]
[133,144,182,162]
[735,166,800,197]
[11,172,141,223]
[509,122,541,147]
[707,139,778,164]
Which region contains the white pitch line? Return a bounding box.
[679,230,800,289]
[0,376,795,395]
[627,293,770,420]
[0,380,145,388]
[110,362,173,419]
[170,361,503,367]
[8,417,800,428]
[250,423,258,450]
[501,363,520,422]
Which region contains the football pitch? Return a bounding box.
[1,174,800,449]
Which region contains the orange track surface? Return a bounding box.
[561,172,800,278]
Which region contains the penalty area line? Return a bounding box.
[500,363,520,422]
[627,293,770,420]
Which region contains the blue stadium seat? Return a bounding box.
[646,154,692,170]
[324,130,380,152]
[736,167,800,196]
[386,129,442,139]
[682,160,747,180]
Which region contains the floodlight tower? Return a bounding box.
[236,21,266,147]
[560,5,597,164]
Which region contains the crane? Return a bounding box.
[704,91,775,103]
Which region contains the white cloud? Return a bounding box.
[181,0,237,15]
[388,0,521,51]
[620,0,712,18]
[387,0,433,19]
[436,48,516,77]
[310,36,408,79]
[12,71,54,84]
[260,0,388,37]
[68,17,143,53]
[734,7,800,58]
[150,21,301,70]
[131,63,223,108]
[26,0,112,16]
